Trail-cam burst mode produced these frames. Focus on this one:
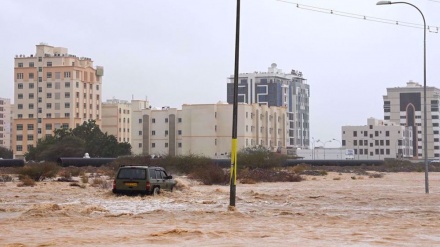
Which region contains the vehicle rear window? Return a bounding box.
[117,168,146,179]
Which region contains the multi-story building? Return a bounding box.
[102,99,132,143]
[226,63,309,149]
[342,118,413,160]
[101,98,150,155]
[13,43,104,158]
[135,103,288,158]
[0,98,12,150]
[383,81,440,159]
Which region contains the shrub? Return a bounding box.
[239,168,303,183]
[188,164,228,185]
[18,176,36,187]
[91,178,112,189]
[0,174,13,182]
[81,175,89,184]
[369,173,384,178]
[18,162,60,181]
[291,164,309,174]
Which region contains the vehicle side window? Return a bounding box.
[155,170,163,179]
[150,169,157,179]
[160,171,167,178]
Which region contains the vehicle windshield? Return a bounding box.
[117,168,146,179]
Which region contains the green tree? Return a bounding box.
[25,120,131,161]
[0,146,13,159]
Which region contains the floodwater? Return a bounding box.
[1,172,440,246]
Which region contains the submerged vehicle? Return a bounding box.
[112,166,176,195]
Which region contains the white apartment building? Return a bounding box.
[342,118,413,160]
[134,102,288,158]
[227,63,309,149]
[101,98,150,155]
[130,99,151,155]
[384,81,440,159]
[0,98,12,150]
[13,43,103,158]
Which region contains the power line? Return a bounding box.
[276,0,439,34]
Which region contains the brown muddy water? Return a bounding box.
[1,172,440,246]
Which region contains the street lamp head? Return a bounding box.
[376,1,392,5]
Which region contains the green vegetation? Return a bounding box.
[237,145,288,169]
[25,120,131,161]
[0,146,13,159]
[18,162,60,181]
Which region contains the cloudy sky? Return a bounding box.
[1,0,439,147]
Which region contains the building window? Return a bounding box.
[29,103,34,109]
[47,93,52,98]
[178,118,182,123]
[16,135,23,141]
[16,145,23,152]
[152,130,156,135]
[65,103,70,108]
[178,130,182,135]
[138,143,142,148]
[152,118,156,123]
[47,82,52,88]
[27,135,34,141]
[29,62,34,67]
[29,83,34,89]
[165,143,168,148]
[165,130,168,136]
[65,113,70,117]
[45,124,52,130]
[139,131,142,135]
[47,72,52,78]
[29,73,34,79]
[17,72,24,79]
[65,92,70,98]
[29,93,34,99]
[64,72,71,78]
[178,143,182,148]
[17,83,23,89]
[47,61,52,67]
[165,118,168,123]
[17,104,23,109]
[18,94,23,99]
[16,124,23,130]
[152,143,156,148]
[139,119,142,123]
[46,103,52,109]
[18,63,23,68]
[353,131,357,137]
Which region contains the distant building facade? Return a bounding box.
[383,81,440,159]
[13,44,103,158]
[0,98,12,150]
[101,98,150,155]
[226,63,309,149]
[135,103,288,158]
[342,118,413,160]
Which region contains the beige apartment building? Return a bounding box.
[0,98,12,150]
[342,118,413,160]
[101,98,150,154]
[134,102,288,158]
[13,44,103,158]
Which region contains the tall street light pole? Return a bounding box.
[230,0,241,208]
[333,138,342,160]
[376,1,428,193]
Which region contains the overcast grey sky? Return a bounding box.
[1,0,439,147]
